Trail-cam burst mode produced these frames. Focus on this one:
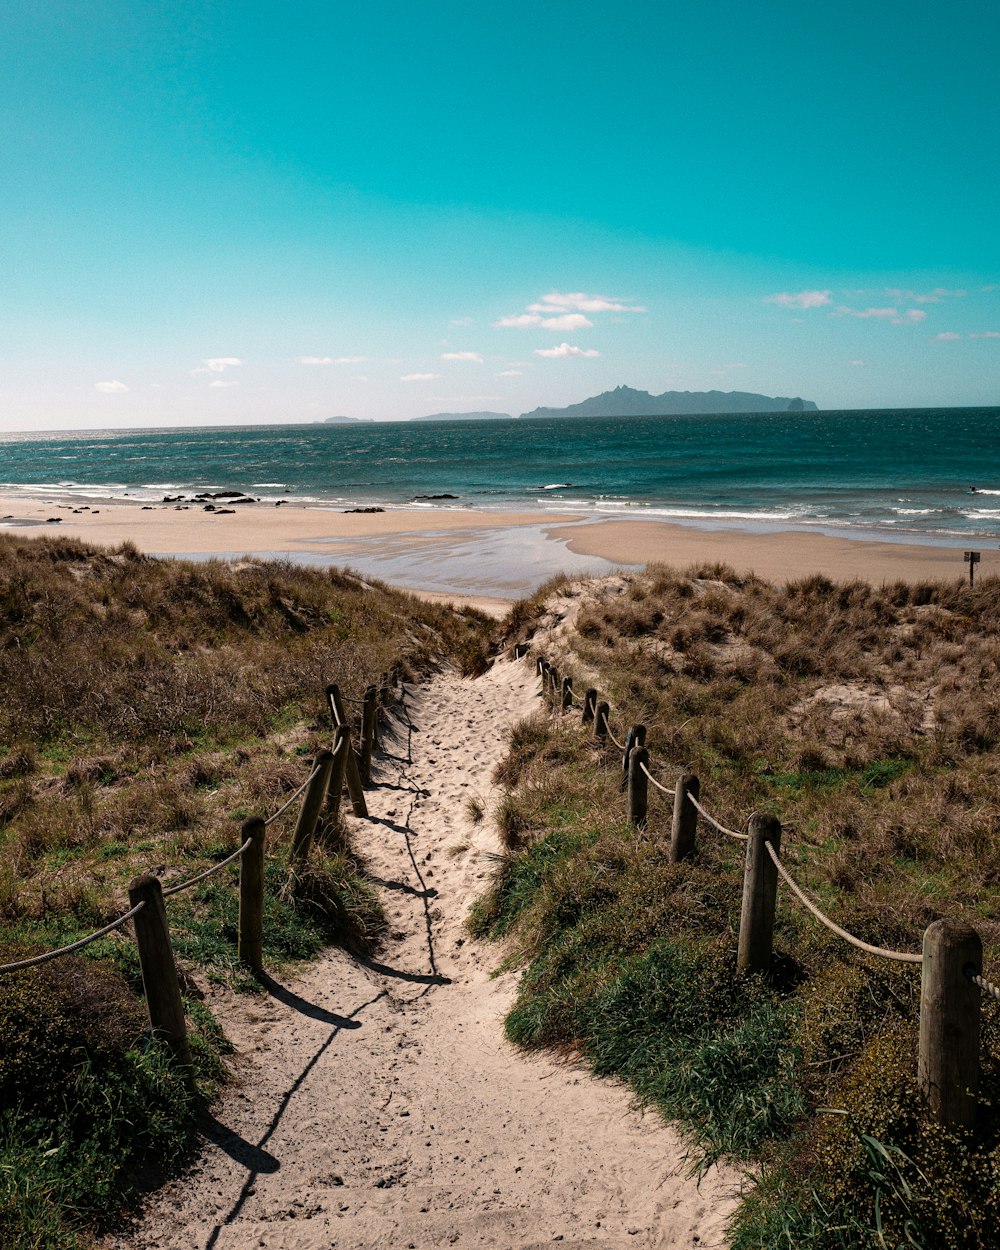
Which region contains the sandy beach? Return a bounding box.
[1,495,992,598]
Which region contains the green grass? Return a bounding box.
[483,566,1000,1248]
[0,532,498,1247]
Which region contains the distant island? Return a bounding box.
[413,411,513,422]
[323,415,375,424]
[520,386,817,419]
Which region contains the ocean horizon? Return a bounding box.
[2,407,999,547]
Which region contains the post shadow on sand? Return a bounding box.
[257,970,367,1026]
[203,988,387,1250]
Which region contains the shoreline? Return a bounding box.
[0,494,993,596]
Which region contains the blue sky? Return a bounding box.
[1,0,997,428]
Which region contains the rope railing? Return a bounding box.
[263,760,326,826]
[162,835,255,898]
[599,710,626,752]
[968,969,1000,1002]
[638,759,675,800]
[764,840,922,963]
[523,645,996,1127]
[0,661,403,1079]
[0,901,147,974]
[689,792,748,841]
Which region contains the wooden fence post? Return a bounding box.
[737,813,782,973]
[325,683,369,817]
[561,676,573,713]
[537,657,548,679]
[549,666,560,712]
[238,817,266,972]
[595,700,610,744]
[622,725,646,786]
[628,744,649,829]
[669,773,700,862]
[361,685,377,782]
[290,748,335,867]
[582,688,597,725]
[325,723,351,824]
[128,874,192,1069]
[919,919,982,1127]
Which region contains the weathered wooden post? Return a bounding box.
[595,700,610,744]
[669,773,701,862]
[737,813,782,973]
[622,725,646,787]
[361,685,378,782]
[325,724,351,824]
[628,744,649,829]
[537,656,547,679]
[561,676,573,714]
[290,748,335,867]
[238,817,266,972]
[919,919,982,1127]
[549,666,560,713]
[325,683,368,817]
[582,688,597,725]
[128,874,192,1069]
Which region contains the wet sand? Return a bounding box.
[547,519,993,585]
[0,494,990,595]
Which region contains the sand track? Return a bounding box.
[112,659,738,1249]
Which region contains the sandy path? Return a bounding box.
[113,659,738,1249]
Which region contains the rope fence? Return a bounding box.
[0,902,147,973]
[0,668,406,1071]
[688,792,748,841]
[524,645,997,1130]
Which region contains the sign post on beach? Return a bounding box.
[964,550,980,588]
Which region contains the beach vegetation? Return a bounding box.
[0,531,491,1247]
[481,564,1000,1248]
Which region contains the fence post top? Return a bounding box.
[747,811,781,838]
[241,815,266,838]
[128,872,162,897]
[923,918,983,955]
[325,681,339,696]
[333,722,351,739]
[314,746,335,764]
[677,770,700,790]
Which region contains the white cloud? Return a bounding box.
[886,287,967,303]
[209,379,238,388]
[440,351,484,362]
[494,290,643,331]
[528,291,646,313]
[493,312,593,330]
[970,331,1000,339]
[496,369,522,376]
[540,313,593,331]
[931,332,962,342]
[298,356,334,365]
[94,380,128,393]
[449,316,474,326]
[193,357,243,375]
[335,355,367,364]
[401,372,440,382]
[835,306,927,325]
[533,343,601,359]
[766,290,832,309]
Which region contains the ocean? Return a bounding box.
[2,408,1000,546]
